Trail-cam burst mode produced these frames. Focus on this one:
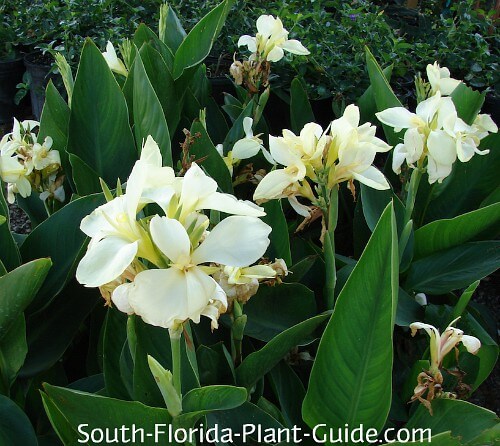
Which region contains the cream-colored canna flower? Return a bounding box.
[168,162,265,223]
[238,15,309,62]
[232,117,274,164]
[112,214,271,330]
[377,93,497,183]
[0,155,31,203]
[0,118,39,156]
[410,318,481,372]
[253,122,324,216]
[426,62,461,96]
[76,155,162,288]
[327,105,391,190]
[102,41,128,77]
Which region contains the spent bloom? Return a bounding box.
[238,15,309,63]
[77,136,275,331]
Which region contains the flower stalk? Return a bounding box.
[169,326,183,399]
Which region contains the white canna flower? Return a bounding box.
[112,214,271,330]
[410,317,481,372]
[426,62,461,96]
[232,117,274,164]
[169,162,265,223]
[32,137,61,171]
[326,105,391,190]
[253,123,324,215]
[102,41,128,77]
[238,15,309,62]
[76,157,161,288]
[0,155,31,203]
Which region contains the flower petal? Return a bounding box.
[198,192,265,217]
[256,15,277,37]
[238,35,257,52]
[111,283,134,314]
[352,166,390,190]
[376,107,417,132]
[427,130,457,165]
[140,135,162,167]
[150,216,191,264]
[191,215,271,267]
[266,46,284,62]
[232,138,262,159]
[76,238,138,287]
[253,168,296,200]
[281,39,309,55]
[461,335,481,354]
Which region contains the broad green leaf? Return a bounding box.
[133,51,172,166]
[69,154,101,195]
[20,193,105,311]
[302,203,398,436]
[0,259,51,340]
[174,385,247,430]
[261,200,292,266]
[236,313,329,389]
[290,78,315,133]
[0,182,20,270]
[422,133,500,222]
[405,241,500,294]
[173,0,234,79]
[196,343,235,386]
[0,314,26,393]
[466,424,500,445]
[139,44,180,135]
[358,65,393,124]
[361,184,405,232]
[41,392,84,446]
[0,394,37,446]
[206,401,285,446]
[159,4,186,52]
[102,308,130,400]
[189,121,233,193]
[223,99,255,147]
[43,384,172,446]
[183,385,247,413]
[244,283,316,342]
[414,203,500,259]
[134,24,174,71]
[67,39,136,185]
[269,361,306,429]
[396,288,424,327]
[450,83,485,125]
[39,81,72,189]
[20,281,99,377]
[365,47,403,146]
[450,281,480,322]
[405,399,498,444]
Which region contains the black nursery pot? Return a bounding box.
[0,57,25,124]
[24,52,55,120]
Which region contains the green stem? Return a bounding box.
[169,327,182,398]
[403,167,423,226]
[231,301,247,365]
[324,187,339,310]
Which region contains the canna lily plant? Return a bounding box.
[1,4,498,444]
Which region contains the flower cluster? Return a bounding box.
[0,119,64,204]
[376,62,497,184]
[410,318,481,413]
[253,105,391,217]
[76,136,277,331]
[231,15,309,93]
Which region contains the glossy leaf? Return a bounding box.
[405,399,497,444]
[0,395,37,446]
[450,83,485,125]
[20,193,105,311]
[43,384,172,446]
[133,51,172,166]
[236,313,329,389]
[160,4,186,52]
[244,283,316,341]
[173,0,234,79]
[405,241,500,294]
[414,203,500,259]
[0,259,51,340]
[69,154,101,195]
[189,121,233,193]
[290,78,315,133]
[302,203,398,434]
[0,314,26,392]
[261,200,292,266]
[67,39,136,185]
